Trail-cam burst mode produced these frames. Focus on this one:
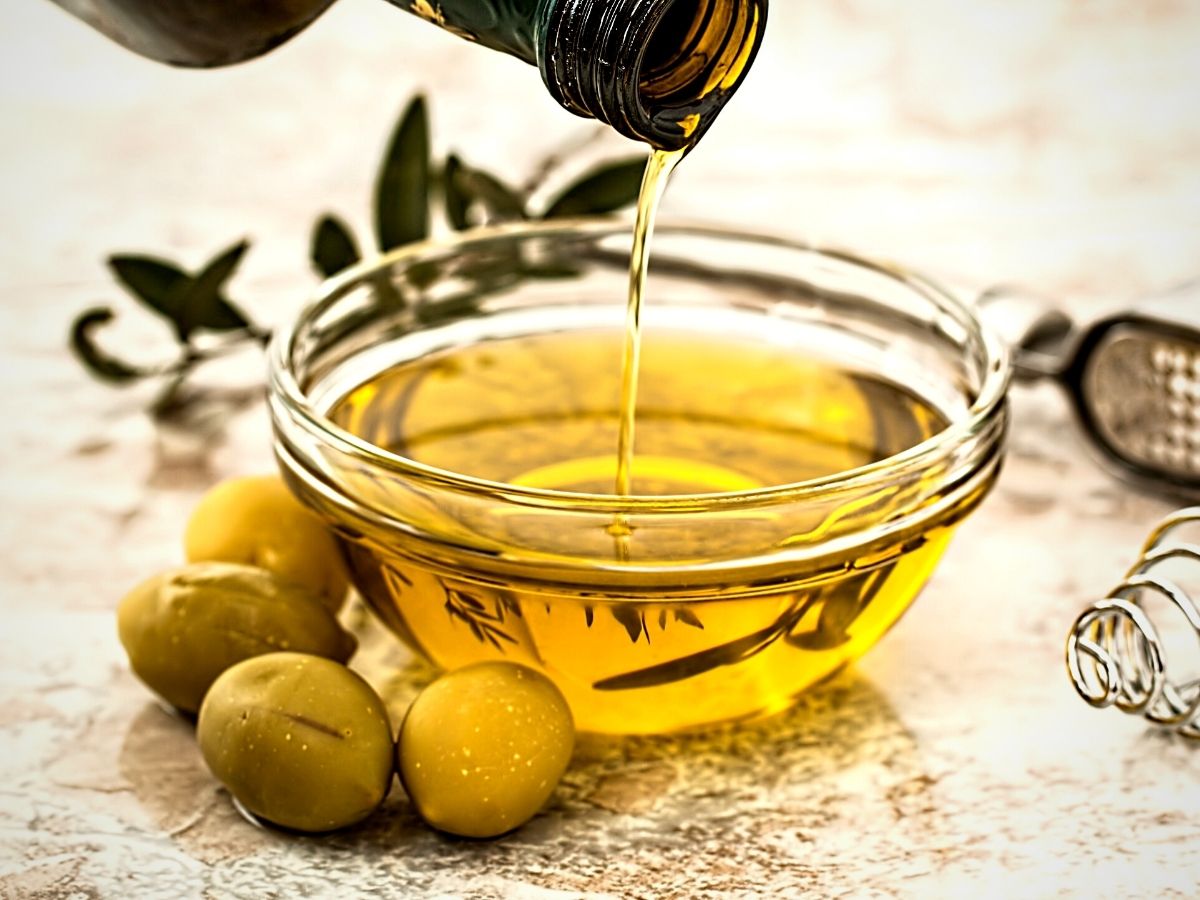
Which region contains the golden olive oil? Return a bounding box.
[330,330,946,495]
[327,327,973,733]
[618,148,684,498]
[324,102,977,733]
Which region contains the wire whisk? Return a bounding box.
[1066,507,1200,739]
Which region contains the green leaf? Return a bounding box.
[593,598,814,692]
[543,157,647,218]
[311,214,362,278]
[374,95,430,251]
[787,572,884,651]
[673,608,705,630]
[442,155,471,231]
[177,240,252,337]
[610,606,647,644]
[444,155,527,229]
[107,256,189,330]
[108,246,251,342]
[69,307,146,384]
[463,168,526,220]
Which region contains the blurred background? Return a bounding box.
[5,0,1200,326]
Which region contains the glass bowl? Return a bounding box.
[268,221,1009,734]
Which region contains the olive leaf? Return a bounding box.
[611,605,648,644]
[444,587,516,651]
[108,243,252,342]
[444,153,527,229]
[852,374,931,464]
[594,598,815,692]
[107,256,190,337]
[69,307,147,384]
[787,571,886,651]
[543,157,647,218]
[311,214,362,278]
[68,94,651,422]
[460,167,526,220]
[175,240,252,338]
[657,608,706,631]
[375,95,430,251]
[443,155,471,231]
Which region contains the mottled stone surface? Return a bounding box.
[3,2,1200,897]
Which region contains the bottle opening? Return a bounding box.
[538,0,767,150]
[639,0,764,143]
[640,1,752,102]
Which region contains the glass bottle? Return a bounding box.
[51,0,767,150]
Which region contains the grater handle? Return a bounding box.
[975,285,1075,383]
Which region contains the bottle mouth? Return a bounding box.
[639,0,764,143]
[539,0,768,150]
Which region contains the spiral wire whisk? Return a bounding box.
[1066,507,1200,739]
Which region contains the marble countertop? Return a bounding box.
[3,2,1199,897]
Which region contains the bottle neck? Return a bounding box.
[536,0,767,151]
[385,0,543,63]
[54,0,765,150]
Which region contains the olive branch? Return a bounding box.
[69,95,647,420]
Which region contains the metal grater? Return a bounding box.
[979,282,1200,499]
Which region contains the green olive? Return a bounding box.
[398,662,575,838]
[117,562,356,713]
[184,475,349,611]
[197,653,394,833]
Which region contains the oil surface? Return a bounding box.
[330,330,946,496]
[327,329,967,733]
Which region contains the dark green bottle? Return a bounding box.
[52,0,767,149]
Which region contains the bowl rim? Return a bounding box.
[268,218,1011,515]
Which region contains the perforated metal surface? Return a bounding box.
[1084,328,1200,480]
